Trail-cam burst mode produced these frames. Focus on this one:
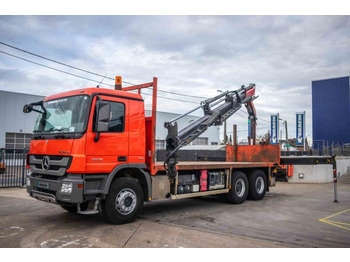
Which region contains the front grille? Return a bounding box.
[32,155,64,161]
[29,155,71,176]
[41,174,60,180]
[34,164,61,171]
[49,155,64,161]
[32,173,61,181]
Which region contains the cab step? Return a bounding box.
[77,209,99,215]
[77,198,100,215]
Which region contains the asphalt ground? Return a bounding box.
[0,175,349,248]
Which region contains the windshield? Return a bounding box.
[34,95,90,134]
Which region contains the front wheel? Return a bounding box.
[248,170,267,200]
[102,177,144,224]
[225,171,249,204]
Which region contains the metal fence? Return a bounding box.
[0,148,29,188]
[312,141,350,156]
[281,145,350,157]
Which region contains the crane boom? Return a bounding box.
[164,84,258,178]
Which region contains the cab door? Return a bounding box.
[86,95,129,173]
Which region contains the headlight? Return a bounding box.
[60,182,73,194]
[26,177,31,187]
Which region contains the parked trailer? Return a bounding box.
[24,77,281,224]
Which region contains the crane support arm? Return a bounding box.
[164,84,257,178]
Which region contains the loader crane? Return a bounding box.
[164,84,257,178]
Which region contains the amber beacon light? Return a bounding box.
[115,76,122,90]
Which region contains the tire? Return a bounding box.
[102,177,144,224]
[60,202,88,213]
[225,171,249,204]
[248,170,267,200]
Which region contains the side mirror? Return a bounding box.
[23,104,33,113]
[96,102,110,132]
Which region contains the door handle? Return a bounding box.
[118,156,127,162]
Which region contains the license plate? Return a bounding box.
[38,181,50,189]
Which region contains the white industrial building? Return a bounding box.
[0,90,220,150]
[0,90,44,150]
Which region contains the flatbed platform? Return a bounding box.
[155,161,277,171]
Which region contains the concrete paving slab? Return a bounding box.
[124,220,284,248]
[0,191,285,248]
[140,180,350,247]
[0,177,349,248]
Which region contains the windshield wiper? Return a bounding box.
[33,130,44,139]
[48,127,69,132]
[48,127,69,138]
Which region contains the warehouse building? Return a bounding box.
[0,90,44,150]
[312,76,350,148]
[0,90,220,150]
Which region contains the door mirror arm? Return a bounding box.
[94,132,101,143]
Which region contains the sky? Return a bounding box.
[0,15,349,143]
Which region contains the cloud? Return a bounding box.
[0,15,349,141]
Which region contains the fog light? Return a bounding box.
[26,177,30,187]
[60,183,73,194]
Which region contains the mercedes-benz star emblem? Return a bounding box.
[42,156,50,170]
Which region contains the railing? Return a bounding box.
[311,141,350,156]
[281,145,350,157]
[0,148,29,188]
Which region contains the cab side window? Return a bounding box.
[108,101,125,132]
[93,100,125,133]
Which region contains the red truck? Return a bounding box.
[23,77,280,224]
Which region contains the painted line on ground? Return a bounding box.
[326,220,350,226]
[319,209,350,231]
[320,208,350,220]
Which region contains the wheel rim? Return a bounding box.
[115,188,137,215]
[235,178,245,197]
[255,177,265,194]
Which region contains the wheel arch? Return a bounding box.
[103,163,151,202]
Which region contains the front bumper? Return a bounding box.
[26,172,84,204]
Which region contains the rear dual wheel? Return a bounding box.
[248,170,267,200]
[225,169,267,204]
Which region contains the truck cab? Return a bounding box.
[25,86,152,223]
